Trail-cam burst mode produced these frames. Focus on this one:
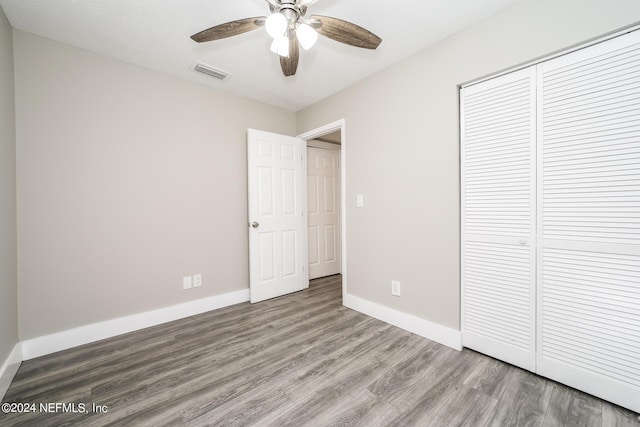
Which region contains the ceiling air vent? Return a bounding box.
[192,62,229,81]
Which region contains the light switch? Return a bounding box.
[391,281,401,296]
[183,276,193,290]
[356,194,364,208]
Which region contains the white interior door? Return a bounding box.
[248,129,306,303]
[307,144,341,279]
[461,66,537,372]
[537,30,640,413]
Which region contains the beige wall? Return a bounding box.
[0,6,17,363]
[296,0,640,330]
[14,31,296,340]
[9,0,640,343]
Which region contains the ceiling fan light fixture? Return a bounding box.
[270,35,290,58]
[296,23,318,50]
[265,13,288,39]
[190,0,382,78]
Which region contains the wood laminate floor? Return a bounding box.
[2,275,639,426]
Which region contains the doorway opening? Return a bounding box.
[307,133,341,280]
[297,120,346,300]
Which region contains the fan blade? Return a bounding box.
[191,17,265,43]
[280,30,299,77]
[299,0,321,5]
[309,15,381,49]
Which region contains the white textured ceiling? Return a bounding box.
[0,0,520,111]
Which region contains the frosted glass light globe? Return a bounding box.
[265,13,288,39]
[270,36,290,57]
[297,23,318,50]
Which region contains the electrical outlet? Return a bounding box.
[356,194,364,208]
[193,274,202,287]
[183,276,193,290]
[391,280,401,296]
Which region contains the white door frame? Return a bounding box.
[297,119,347,301]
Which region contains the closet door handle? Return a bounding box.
[519,239,528,246]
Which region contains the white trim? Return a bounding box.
[0,343,22,401]
[344,292,462,351]
[297,119,347,299]
[301,137,309,288]
[297,119,346,141]
[459,81,467,352]
[460,24,640,89]
[21,289,249,360]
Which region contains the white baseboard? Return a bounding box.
[344,292,462,351]
[0,343,22,401]
[21,289,250,360]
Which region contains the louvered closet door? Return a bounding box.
[461,67,537,371]
[537,30,640,413]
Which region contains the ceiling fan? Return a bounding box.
[191,0,382,77]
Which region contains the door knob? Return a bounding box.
[251,221,260,229]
